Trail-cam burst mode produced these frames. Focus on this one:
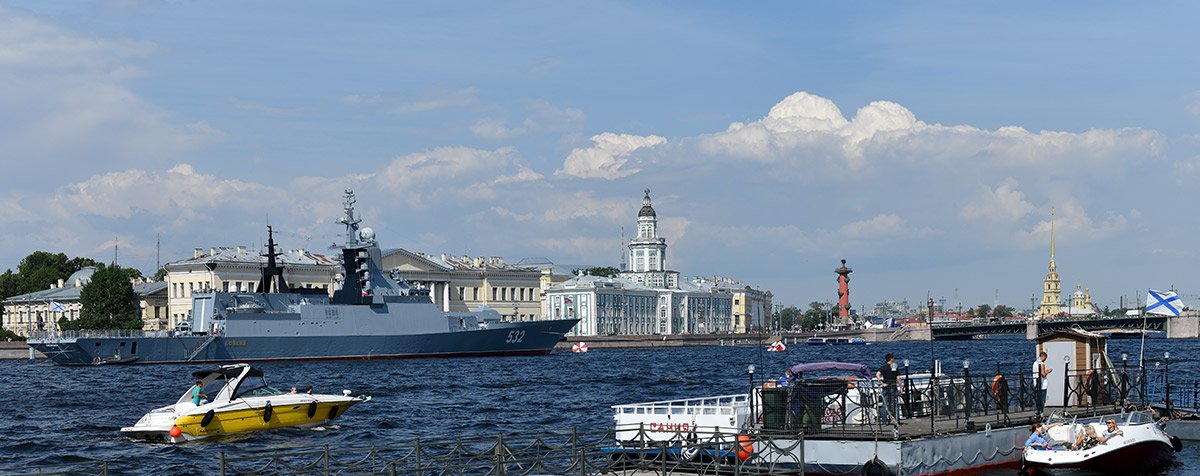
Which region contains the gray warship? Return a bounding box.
[28,191,580,365]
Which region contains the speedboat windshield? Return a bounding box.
[233,376,282,399]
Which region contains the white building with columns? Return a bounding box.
[544,189,743,336]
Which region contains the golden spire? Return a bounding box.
[1049,207,1055,260]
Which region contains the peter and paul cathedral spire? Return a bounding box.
[1037,208,1062,319]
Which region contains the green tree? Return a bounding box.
[974,304,992,318]
[61,264,142,331]
[577,266,620,277]
[993,305,1015,317]
[776,306,803,329]
[801,301,831,330]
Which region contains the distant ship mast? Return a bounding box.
[338,189,362,246]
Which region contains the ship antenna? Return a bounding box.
[338,189,362,246]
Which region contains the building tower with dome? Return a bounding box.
[621,189,679,289]
[1037,209,1063,319]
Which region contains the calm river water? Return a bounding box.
[0,336,1195,474]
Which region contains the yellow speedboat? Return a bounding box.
[121,363,370,443]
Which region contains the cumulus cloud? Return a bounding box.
[376,146,516,192]
[694,91,1162,175]
[961,179,1036,223]
[494,167,544,184]
[52,164,282,222]
[557,132,667,179]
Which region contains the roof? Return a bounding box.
[383,248,543,272]
[3,277,167,303]
[639,189,656,218]
[168,247,337,268]
[549,274,657,292]
[1036,327,1107,343]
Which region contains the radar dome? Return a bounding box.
[359,227,375,241]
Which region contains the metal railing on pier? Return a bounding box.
[754,360,1170,437]
[217,426,806,476]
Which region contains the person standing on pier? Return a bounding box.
[877,353,901,424]
[1033,352,1052,416]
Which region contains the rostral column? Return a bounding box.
[836,259,853,326]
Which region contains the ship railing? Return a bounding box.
[217,425,805,475]
[25,329,175,342]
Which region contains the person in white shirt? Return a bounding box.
[1032,351,1051,416]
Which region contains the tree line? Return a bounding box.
[1,251,145,339]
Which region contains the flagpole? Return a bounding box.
[1139,289,1147,375]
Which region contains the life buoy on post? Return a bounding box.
[991,375,1003,401]
[736,434,754,461]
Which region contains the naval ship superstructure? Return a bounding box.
[28,191,580,365]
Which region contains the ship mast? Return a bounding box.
[256,225,289,293]
[338,189,362,247]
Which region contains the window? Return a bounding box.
[492,288,497,301]
[473,287,479,300]
[458,287,465,300]
[223,282,229,292]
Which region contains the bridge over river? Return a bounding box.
[931,315,1169,340]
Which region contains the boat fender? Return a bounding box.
[307,401,318,419]
[328,405,340,419]
[263,402,273,422]
[862,456,891,476]
[169,426,182,438]
[1171,435,1183,452]
[735,434,753,461]
[201,410,215,427]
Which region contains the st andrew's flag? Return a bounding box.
[1146,289,1184,317]
[49,301,66,312]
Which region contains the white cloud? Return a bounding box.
[376,146,515,193]
[961,179,1036,223]
[471,118,531,140]
[1015,201,1128,249]
[52,164,282,222]
[557,132,667,179]
[494,167,544,185]
[694,91,1162,175]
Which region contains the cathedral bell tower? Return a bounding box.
[1036,209,1062,319]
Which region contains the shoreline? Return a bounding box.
[553,328,930,350]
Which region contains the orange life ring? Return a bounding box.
[763,381,777,389]
[736,434,753,461]
[846,376,857,389]
[991,375,1003,401]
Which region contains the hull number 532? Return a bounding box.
[506,330,525,344]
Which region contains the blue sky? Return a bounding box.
[1,1,1198,312]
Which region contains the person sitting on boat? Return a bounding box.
[1071,425,1100,450]
[1025,423,1054,450]
[190,380,208,406]
[1099,419,1125,443]
[776,369,797,387]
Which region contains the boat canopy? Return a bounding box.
[788,361,870,378]
[192,364,262,380]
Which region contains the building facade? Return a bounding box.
[164,246,338,330]
[382,249,568,320]
[620,189,680,289]
[544,189,757,337]
[1,267,167,336]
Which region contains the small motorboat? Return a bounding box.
[120,363,370,443]
[805,337,868,345]
[1021,411,1179,474]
